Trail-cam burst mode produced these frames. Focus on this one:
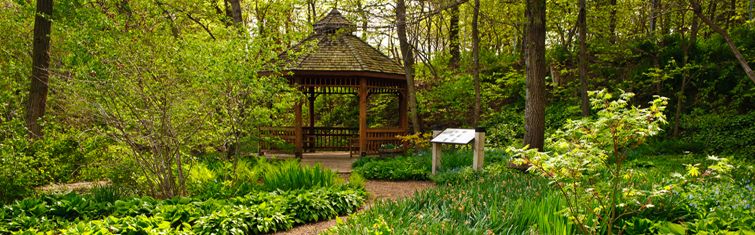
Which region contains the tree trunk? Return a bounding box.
[578,0,590,117]
[691,0,755,84]
[750,0,753,21]
[397,0,420,133]
[673,13,699,138]
[472,0,481,126]
[448,5,461,69]
[223,0,234,24]
[26,0,53,139]
[524,0,546,150]
[228,0,243,24]
[650,0,659,34]
[307,0,317,24]
[609,0,617,43]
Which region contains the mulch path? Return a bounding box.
[275,180,435,235]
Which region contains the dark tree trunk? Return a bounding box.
[691,0,755,84]
[650,0,659,34]
[224,0,234,24]
[448,5,460,69]
[397,0,420,133]
[472,0,481,126]
[673,12,699,138]
[308,0,317,25]
[524,0,546,150]
[578,0,589,117]
[609,0,617,43]
[26,0,53,139]
[228,0,243,24]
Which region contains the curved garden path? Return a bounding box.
[273,152,435,235]
[275,180,435,235]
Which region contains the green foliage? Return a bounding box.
[1,186,366,233]
[195,204,292,234]
[353,150,506,181]
[0,119,109,202]
[327,164,574,234]
[680,111,755,157]
[353,156,429,181]
[263,161,340,191]
[510,90,669,234]
[90,184,130,204]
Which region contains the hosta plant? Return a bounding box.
[509,89,669,234]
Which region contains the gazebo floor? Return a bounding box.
[264,151,356,173]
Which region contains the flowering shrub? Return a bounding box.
[509,90,669,234]
[396,132,433,152]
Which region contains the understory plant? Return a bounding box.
[509,89,669,234]
[327,163,573,234]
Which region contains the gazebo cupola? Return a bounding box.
[260,8,408,157]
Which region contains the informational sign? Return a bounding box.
[430,128,476,144]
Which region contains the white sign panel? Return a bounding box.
[430,128,476,144]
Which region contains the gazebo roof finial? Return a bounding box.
[313,8,356,34]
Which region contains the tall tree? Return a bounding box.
[228,0,243,24]
[673,9,699,138]
[577,0,589,116]
[690,0,755,84]
[448,5,461,68]
[609,0,617,43]
[397,0,420,133]
[472,0,481,126]
[524,0,546,150]
[650,0,660,33]
[26,0,54,139]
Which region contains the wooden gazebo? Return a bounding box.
[260,9,408,157]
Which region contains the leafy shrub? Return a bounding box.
[90,184,130,204]
[677,181,755,232]
[57,215,177,234]
[2,186,367,233]
[195,204,292,234]
[187,163,219,197]
[263,161,339,191]
[353,157,428,181]
[680,111,755,157]
[510,90,668,234]
[326,167,572,234]
[353,150,506,181]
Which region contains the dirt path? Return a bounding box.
[275,180,435,235]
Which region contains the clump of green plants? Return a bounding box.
[353,150,506,181]
[2,186,366,233]
[353,156,428,181]
[509,89,669,234]
[263,161,340,191]
[327,163,573,234]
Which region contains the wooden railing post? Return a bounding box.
[432,130,442,175]
[359,78,368,156]
[473,127,486,170]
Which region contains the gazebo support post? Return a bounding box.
[359,78,368,156]
[308,88,316,152]
[294,97,303,158]
[399,91,408,131]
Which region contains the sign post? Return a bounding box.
[430,128,486,175]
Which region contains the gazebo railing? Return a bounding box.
[259,127,406,155]
[364,128,406,154]
[306,127,358,151]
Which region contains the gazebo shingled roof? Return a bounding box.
[260,8,409,158]
[277,9,406,79]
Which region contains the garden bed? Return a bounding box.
[1,159,369,234]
